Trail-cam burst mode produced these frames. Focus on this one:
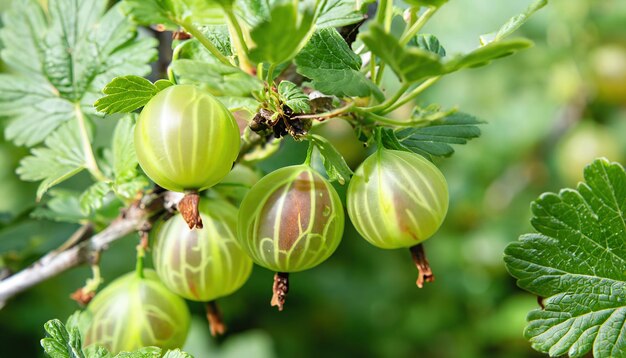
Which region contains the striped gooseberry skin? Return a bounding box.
[237,165,344,272]
[83,270,190,354]
[134,85,240,192]
[152,199,253,301]
[347,149,449,249]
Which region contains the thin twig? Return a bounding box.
[0,191,181,307]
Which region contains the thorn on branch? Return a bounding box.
[410,244,434,288]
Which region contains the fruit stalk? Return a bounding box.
[410,244,434,288]
[205,301,226,336]
[271,272,289,311]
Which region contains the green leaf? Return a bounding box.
[114,347,161,358]
[382,112,482,160]
[0,0,156,146]
[79,182,111,215]
[162,349,194,358]
[248,0,316,64]
[94,76,173,114]
[121,0,224,29]
[40,319,85,358]
[359,23,444,83]
[295,28,383,99]
[309,134,353,185]
[218,96,260,113]
[278,81,310,114]
[482,0,548,44]
[31,190,84,223]
[84,346,112,358]
[504,159,626,358]
[112,116,142,183]
[17,122,86,200]
[316,0,367,28]
[444,38,533,72]
[411,34,446,57]
[0,74,75,147]
[234,0,273,27]
[65,310,91,338]
[194,25,233,57]
[171,59,262,96]
[80,116,146,214]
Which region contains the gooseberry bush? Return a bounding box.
[0,0,579,356]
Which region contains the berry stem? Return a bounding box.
[178,191,203,229]
[399,6,438,46]
[410,244,434,288]
[135,234,146,279]
[205,301,226,336]
[271,272,289,311]
[70,251,102,306]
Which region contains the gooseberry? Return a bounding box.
[83,270,190,354]
[347,149,448,286]
[237,165,344,310]
[152,199,253,334]
[134,85,240,228]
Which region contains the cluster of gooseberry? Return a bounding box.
[83,85,449,353]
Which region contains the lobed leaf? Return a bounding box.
[17,122,86,200]
[171,59,262,97]
[112,116,140,182]
[278,81,310,114]
[412,34,446,57]
[79,182,112,215]
[316,0,368,28]
[161,349,194,358]
[121,0,224,29]
[295,28,383,99]
[248,0,316,64]
[0,0,156,197]
[444,38,533,72]
[382,112,482,160]
[359,23,532,83]
[359,23,444,83]
[40,319,85,358]
[94,76,172,114]
[504,159,626,357]
[31,190,85,224]
[114,347,162,358]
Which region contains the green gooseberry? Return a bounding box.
[152,199,253,302]
[347,149,449,249]
[134,85,240,193]
[83,270,190,354]
[237,165,344,273]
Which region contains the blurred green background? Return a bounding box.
[1,0,625,357]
